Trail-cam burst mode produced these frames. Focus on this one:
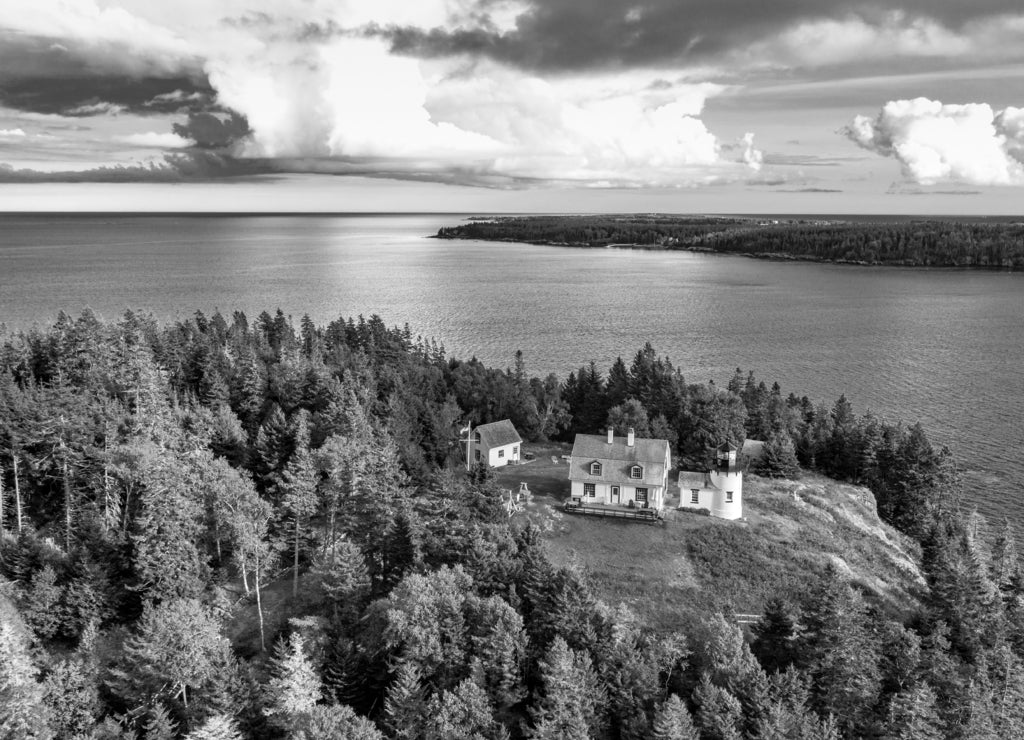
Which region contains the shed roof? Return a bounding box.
[568,433,670,487]
[475,420,522,449]
[679,471,720,491]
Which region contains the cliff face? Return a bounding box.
[542,472,925,632]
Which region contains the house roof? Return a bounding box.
[568,433,670,487]
[474,420,522,449]
[718,441,739,453]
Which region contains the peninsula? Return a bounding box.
[436,214,1024,269]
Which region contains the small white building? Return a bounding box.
[568,428,671,510]
[467,420,522,469]
[678,441,745,520]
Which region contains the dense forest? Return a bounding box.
[1,308,1022,739]
[436,216,1024,269]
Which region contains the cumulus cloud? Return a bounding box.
[844,97,1024,185]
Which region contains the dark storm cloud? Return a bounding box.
[0,74,215,116]
[0,31,211,116]
[172,112,251,149]
[368,0,1024,71]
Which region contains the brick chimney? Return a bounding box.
[627,427,635,447]
[607,428,614,444]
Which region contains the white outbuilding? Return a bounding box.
[466,420,522,469]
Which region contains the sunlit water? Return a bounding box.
[1,214,1021,529]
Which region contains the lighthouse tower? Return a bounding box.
[708,441,743,520]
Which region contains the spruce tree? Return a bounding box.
[651,694,699,740]
[382,662,425,740]
[882,684,945,740]
[263,633,323,730]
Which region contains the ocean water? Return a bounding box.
[1,214,1021,528]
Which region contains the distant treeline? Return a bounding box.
[436,216,1024,269]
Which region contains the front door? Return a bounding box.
[611,486,620,504]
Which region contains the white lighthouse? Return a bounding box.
[707,441,743,519]
[678,440,744,520]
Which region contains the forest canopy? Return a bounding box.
[0,308,1019,739]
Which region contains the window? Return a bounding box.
[726,491,734,503]
[584,483,596,498]
[513,445,519,456]
[590,461,602,476]
[635,488,648,504]
[498,449,505,458]
[630,465,643,479]
[475,450,481,461]
[474,432,481,443]
[691,489,699,504]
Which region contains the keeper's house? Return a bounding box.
[567,428,671,510]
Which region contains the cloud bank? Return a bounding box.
[3,0,1024,188]
[845,98,1024,185]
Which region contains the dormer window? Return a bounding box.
[590,461,602,476]
[630,465,643,479]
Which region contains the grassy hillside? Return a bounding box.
[495,443,925,632]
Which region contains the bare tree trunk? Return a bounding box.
[293,517,301,599]
[241,563,250,595]
[60,417,72,551]
[254,542,266,652]
[62,457,72,552]
[0,471,5,534]
[12,452,22,534]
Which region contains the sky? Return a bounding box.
[1,0,1023,213]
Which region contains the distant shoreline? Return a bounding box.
[433,215,1024,271]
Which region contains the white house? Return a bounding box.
[466,420,522,469]
[568,428,671,510]
[678,441,745,520]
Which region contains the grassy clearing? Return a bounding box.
[496,444,925,633]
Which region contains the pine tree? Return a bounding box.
[756,432,801,479]
[144,702,179,740]
[0,620,54,738]
[382,662,425,740]
[882,684,945,740]
[651,694,699,740]
[528,636,603,740]
[750,597,799,673]
[280,411,319,599]
[692,675,743,740]
[263,633,323,730]
[42,658,99,738]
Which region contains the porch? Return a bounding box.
[563,500,664,524]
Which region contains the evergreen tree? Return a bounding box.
[0,619,53,739]
[750,597,799,673]
[382,662,426,740]
[882,684,945,740]
[279,411,319,599]
[263,633,323,730]
[692,675,743,740]
[651,694,699,740]
[529,636,603,740]
[756,431,801,479]
[183,714,243,740]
